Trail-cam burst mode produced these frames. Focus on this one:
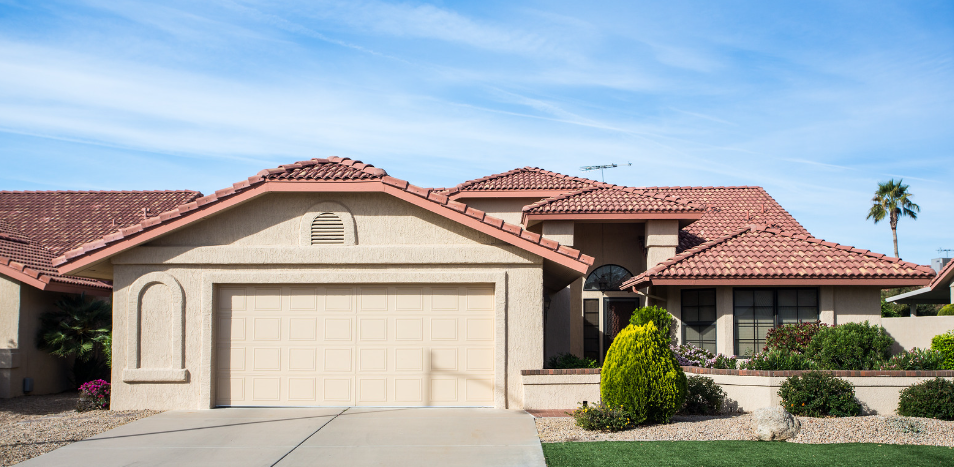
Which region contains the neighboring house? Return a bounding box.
[886,259,954,306]
[51,158,934,411]
[0,190,200,398]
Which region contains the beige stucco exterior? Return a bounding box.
[108,192,548,410]
[882,316,954,352]
[0,274,72,398]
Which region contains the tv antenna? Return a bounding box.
[580,162,631,182]
[939,248,954,256]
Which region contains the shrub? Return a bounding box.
[878,348,945,371]
[571,402,635,431]
[712,354,739,370]
[896,378,954,420]
[629,305,674,339]
[778,371,861,417]
[671,343,714,367]
[932,331,954,370]
[939,304,954,316]
[77,379,110,411]
[601,321,687,425]
[680,376,726,415]
[740,349,816,371]
[546,353,599,369]
[764,322,828,354]
[805,321,893,370]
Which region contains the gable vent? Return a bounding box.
[311,212,345,244]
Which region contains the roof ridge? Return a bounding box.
[0,189,201,194]
[442,166,601,195]
[54,159,594,270]
[521,184,707,215]
[256,157,388,179]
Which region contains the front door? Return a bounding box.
[602,298,639,358]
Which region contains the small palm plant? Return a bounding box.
[37,293,112,385]
[866,179,919,259]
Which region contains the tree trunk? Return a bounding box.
[891,227,899,258]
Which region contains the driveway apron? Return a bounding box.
[15,408,546,467]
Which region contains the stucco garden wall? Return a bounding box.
[109,192,548,411]
[521,368,954,415]
[0,276,70,398]
[883,316,954,352]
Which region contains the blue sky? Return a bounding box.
[1,1,952,264]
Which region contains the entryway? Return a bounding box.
[18,408,546,467]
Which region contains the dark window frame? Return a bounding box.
[681,288,717,354]
[583,264,634,291]
[733,287,819,356]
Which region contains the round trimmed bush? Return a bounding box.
[680,375,725,415]
[778,371,861,417]
[939,304,954,316]
[897,378,954,420]
[805,321,893,370]
[601,321,687,425]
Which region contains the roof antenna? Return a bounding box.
[580,162,632,182]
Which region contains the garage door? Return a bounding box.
[215,285,496,407]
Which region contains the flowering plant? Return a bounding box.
[671,343,737,369]
[79,379,110,410]
[764,322,828,354]
[878,348,944,371]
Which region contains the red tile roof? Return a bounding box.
[620,225,935,289]
[0,190,201,255]
[522,186,705,217]
[638,186,809,251]
[928,258,954,291]
[54,157,594,274]
[442,167,598,195]
[0,190,201,292]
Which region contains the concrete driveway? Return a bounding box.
[16,408,546,467]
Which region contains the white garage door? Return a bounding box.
[215,285,496,407]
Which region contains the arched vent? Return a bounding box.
[311,212,345,244]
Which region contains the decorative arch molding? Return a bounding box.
[123,271,188,383]
[299,200,357,246]
[583,264,634,291]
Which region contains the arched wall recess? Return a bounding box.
[299,201,357,246]
[123,271,189,383]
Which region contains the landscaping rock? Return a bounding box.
[753,407,800,441]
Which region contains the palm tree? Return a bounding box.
[867,179,920,258]
[36,293,112,385]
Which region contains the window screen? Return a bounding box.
[681,289,717,353]
[734,288,818,356]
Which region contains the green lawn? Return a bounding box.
[542,441,954,467]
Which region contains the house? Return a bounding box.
[0,190,200,398]
[51,158,935,410]
[886,258,954,306]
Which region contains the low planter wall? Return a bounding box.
[520,367,954,415]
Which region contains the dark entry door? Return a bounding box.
[603,298,639,357]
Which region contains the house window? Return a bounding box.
[583,299,600,360]
[311,213,345,244]
[733,288,819,356]
[682,289,717,354]
[583,265,633,291]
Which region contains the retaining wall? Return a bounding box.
[521,367,954,415]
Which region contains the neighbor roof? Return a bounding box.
[887,259,954,305]
[521,186,705,224]
[54,157,595,277]
[442,167,598,198]
[0,190,200,293]
[620,225,935,289]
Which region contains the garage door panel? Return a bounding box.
[216,285,494,407]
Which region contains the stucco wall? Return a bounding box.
[109,192,547,411]
[461,198,541,226]
[545,286,572,360]
[15,286,71,396]
[832,286,882,325]
[883,316,954,352]
[522,373,599,410]
[0,275,19,350]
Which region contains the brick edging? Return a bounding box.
[521,367,954,377]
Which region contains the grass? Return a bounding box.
[542,441,954,466]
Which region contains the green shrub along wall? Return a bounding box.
[805,321,893,370]
[932,331,954,370]
[897,378,954,420]
[601,321,687,425]
[939,304,954,316]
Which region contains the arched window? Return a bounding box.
[311,212,345,244]
[583,264,633,291]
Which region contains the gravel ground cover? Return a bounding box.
[535,413,954,446]
[0,393,160,467]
